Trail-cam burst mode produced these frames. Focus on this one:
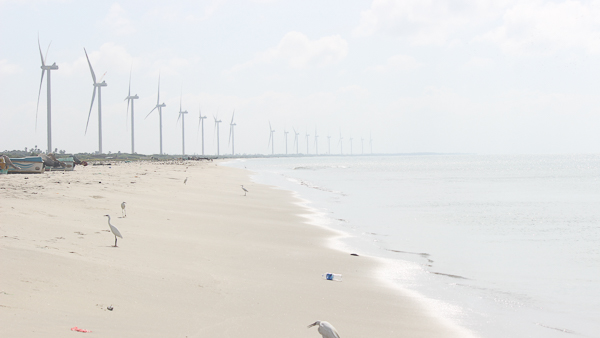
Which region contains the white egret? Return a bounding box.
[307,321,340,338]
[104,215,123,247]
[241,185,248,196]
[121,201,126,217]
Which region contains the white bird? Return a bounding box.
[121,201,126,217]
[241,185,248,196]
[308,321,340,338]
[104,215,123,247]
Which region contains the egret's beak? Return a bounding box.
[307,322,318,328]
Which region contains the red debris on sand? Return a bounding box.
[71,326,92,333]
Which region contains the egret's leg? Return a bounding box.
[114,236,118,247]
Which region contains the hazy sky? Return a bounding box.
[2,0,600,155]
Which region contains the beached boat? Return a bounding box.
[7,156,45,174]
[45,157,75,171]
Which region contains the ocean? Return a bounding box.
[223,154,600,337]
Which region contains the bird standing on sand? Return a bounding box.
[241,185,248,196]
[308,321,340,338]
[121,202,127,217]
[184,177,188,184]
[104,215,123,247]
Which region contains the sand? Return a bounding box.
[0,160,474,337]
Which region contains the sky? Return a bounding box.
[1,0,600,156]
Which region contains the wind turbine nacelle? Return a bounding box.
[180,111,188,114]
[94,82,108,87]
[41,64,59,70]
[159,103,166,107]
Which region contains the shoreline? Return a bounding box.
[1,160,473,337]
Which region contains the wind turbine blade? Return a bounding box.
[177,112,181,125]
[85,87,97,135]
[44,41,51,65]
[38,35,45,66]
[145,106,157,119]
[230,110,235,124]
[127,64,132,97]
[269,121,272,132]
[83,48,96,83]
[36,69,45,130]
[197,108,201,132]
[99,71,107,83]
[228,125,232,146]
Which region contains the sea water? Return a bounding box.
[223,154,600,337]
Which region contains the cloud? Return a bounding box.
[366,54,422,73]
[227,31,348,73]
[354,0,506,45]
[0,59,20,75]
[478,1,600,55]
[103,3,135,36]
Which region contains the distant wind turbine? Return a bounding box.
[228,110,236,155]
[124,65,139,154]
[214,114,222,155]
[197,107,207,155]
[349,137,353,155]
[361,137,364,154]
[314,127,319,155]
[327,134,331,155]
[176,89,188,156]
[268,122,275,155]
[284,129,289,155]
[84,48,107,154]
[305,131,310,154]
[36,36,58,154]
[146,74,166,155]
[293,128,299,154]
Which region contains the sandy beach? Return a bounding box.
[1,160,473,337]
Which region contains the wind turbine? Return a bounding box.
[176,89,188,156]
[305,131,310,154]
[284,129,289,155]
[314,127,319,155]
[213,114,222,155]
[228,110,236,155]
[361,137,364,154]
[327,134,331,154]
[84,48,107,154]
[268,122,275,155]
[293,128,299,154]
[36,36,58,154]
[349,137,353,155]
[197,107,207,155]
[146,75,166,155]
[124,66,138,154]
[339,131,343,155]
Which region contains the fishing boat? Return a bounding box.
[7,156,45,174]
[45,157,75,171]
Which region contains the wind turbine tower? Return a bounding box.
[214,115,222,155]
[84,48,107,154]
[361,137,364,154]
[177,91,188,156]
[228,111,236,155]
[305,131,310,154]
[293,128,299,154]
[268,122,275,155]
[198,108,207,155]
[146,75,166,155]
[36,37,58,154]
[314,128,319,155]
[327,135,331,155]
[349,137,353,155]
[124,66,139,154]
[284,129,289,155]
[339,132,344,155]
